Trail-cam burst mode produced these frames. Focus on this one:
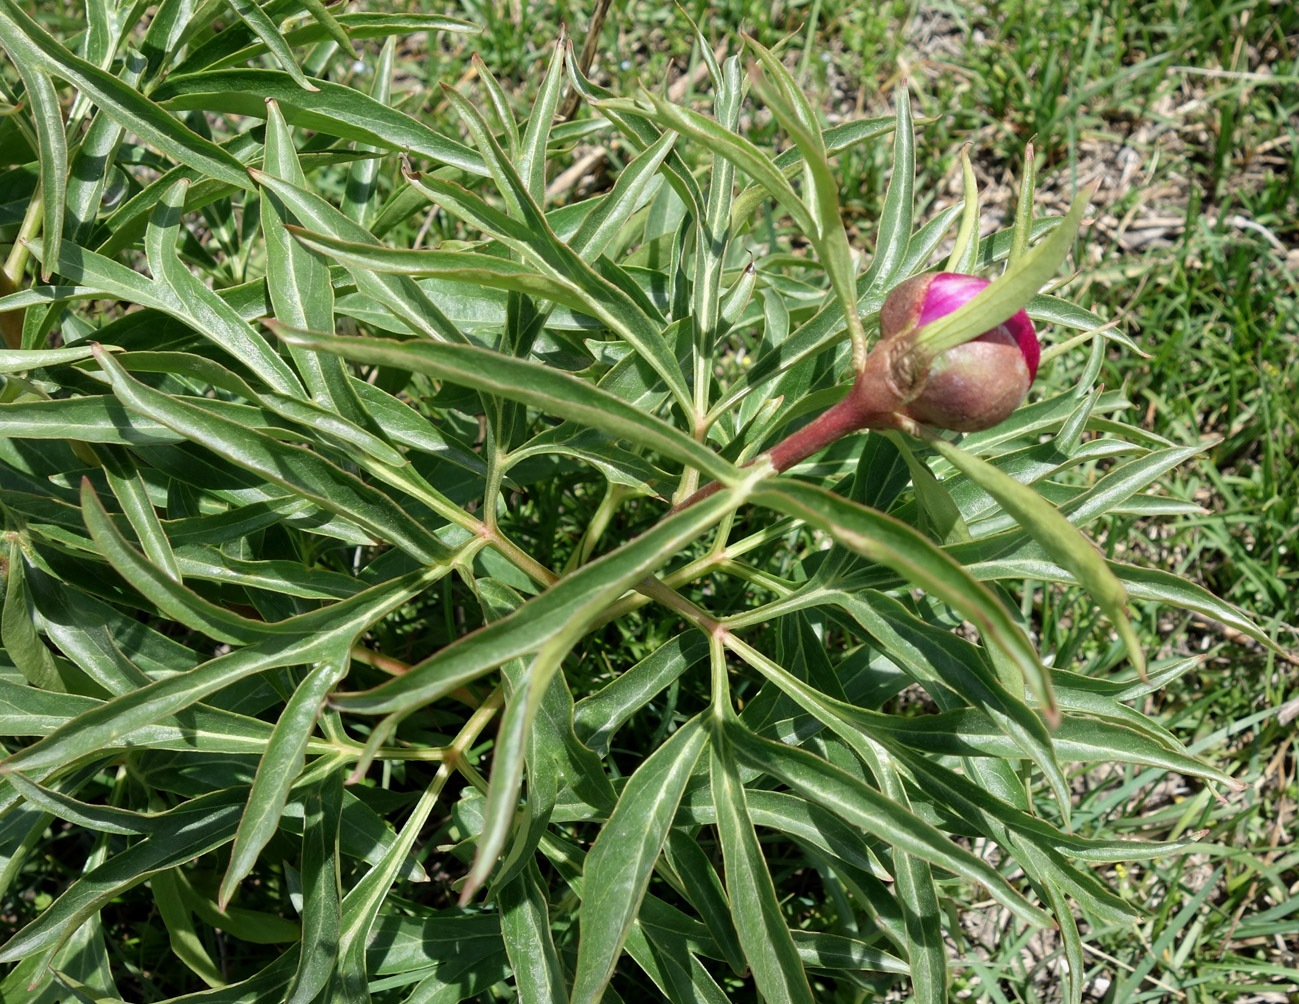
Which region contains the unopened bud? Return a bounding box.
[878,272,1039,433]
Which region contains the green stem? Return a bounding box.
[1,193,43,350]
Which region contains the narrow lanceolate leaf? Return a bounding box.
[497,864,567,1004]
[100,447,182,584]
[753,480,1053,715]
[152,69,488,175]
[929,438,1145,679]
[0,789,248,964]
[563,48,704,217]
[6,773,153,835]
[8,63,65,279]
[517,30,566,203]
[711,723,815,1004]
[285,229,598,317]
[829,588,1071,824]
[572,716,709,1004]
[145,178,306,397]
[3,541,68,692]
[724,718,1051,928]
[1010,142,1038,264]
[93,348,452,566]
[220,660,349,908]
[862,86,915,292]
[602,90,817,240]
[284,773,343,1004]
[297,0,358,57]
[570,130,677,261]
[176,13,475,75]
[81,480,270,645]
[272,327,740,486]
[260,100,355,414]
[969,556,1285,656]
[401,109,694,416]
[340,36,394,226]
[0,565,445,777]
[250,169,468,344]
[0,1,251,191]
[222,0,319,91]
[743,41,865,362]
[18,240,165,314]
[946,146,980,273]
[863,744,947,1004]
[335,771,451,1000]
[0,345,112,372]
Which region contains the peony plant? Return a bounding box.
[0,8,1273,1004]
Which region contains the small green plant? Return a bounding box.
[0,4,1282,1003]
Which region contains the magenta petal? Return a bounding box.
[916,273,990,328]
[1005,308,1039,381]
[917,273,1040,383]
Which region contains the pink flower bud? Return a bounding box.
[879,272,1039,432]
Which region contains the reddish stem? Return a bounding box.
[672,351,909,514]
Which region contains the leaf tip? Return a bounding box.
[456,870,483,907]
